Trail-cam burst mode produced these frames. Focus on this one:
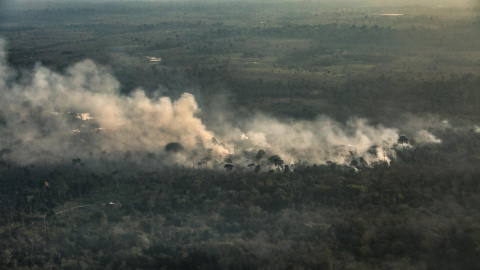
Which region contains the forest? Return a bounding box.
[1,0,480,269]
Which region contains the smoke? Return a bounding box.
[415,130,442,144]
[223,116,399,165]
[0,39,228,166]
[0,38,441,169]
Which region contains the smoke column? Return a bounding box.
[0,38,441,168]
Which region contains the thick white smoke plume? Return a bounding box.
[232,116,399,165]
[0,40,227,166]
[0,39,441,169]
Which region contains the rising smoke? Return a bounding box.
[0,38,441,170]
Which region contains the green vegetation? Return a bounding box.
[1,1,480,123]
[1,0,480,269]
[2,131,480,269]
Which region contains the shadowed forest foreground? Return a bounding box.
[1,127,480,269]
[1,0,480,269]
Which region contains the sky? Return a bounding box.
[0,0,478,7]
